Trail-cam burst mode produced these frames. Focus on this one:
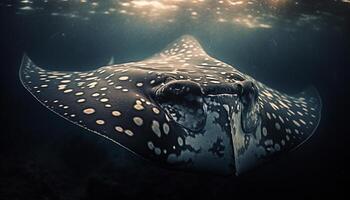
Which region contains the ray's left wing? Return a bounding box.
[19,54,175,162]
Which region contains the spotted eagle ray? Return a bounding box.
[19,35,321,175]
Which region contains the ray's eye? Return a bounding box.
[239,80,260,133]
[154,80,206,132]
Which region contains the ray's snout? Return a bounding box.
[204,79,260,133]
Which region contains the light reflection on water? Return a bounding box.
[0,0,348,30]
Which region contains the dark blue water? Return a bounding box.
[0,1,348,199]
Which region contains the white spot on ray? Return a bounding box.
[293,120,301,127]
[92,93,100,97]
[262,127,268,136]
[115,126,123,133]
[133,117,144,126]
[266,112,271,120]
[124,129,134,136]
[119,76,129,81]
[134,104,144,111]
[275,122,281,130]
[278,116,285,123]
[58,85,67,90]
[77,98,86,103]
[154,148,161,155]
[151,120,161,137]
[152,107,160,114]
[96,120,105,125]
[112,111,121,117]
[177,137,183,146]
[87,82,98,88]
[83,108,95,115]
[163,123,170,134]
[100,98,109,103]
[147,141,154,150]
[63,89,73,93]
[61,80,71,83]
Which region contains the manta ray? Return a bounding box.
[19,35,321,175]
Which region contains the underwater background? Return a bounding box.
[0,0,348,199]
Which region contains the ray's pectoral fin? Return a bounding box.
[19,54,101,128]
[19,54,147,158]
[259,85,322,151]
[232,80,322,174]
